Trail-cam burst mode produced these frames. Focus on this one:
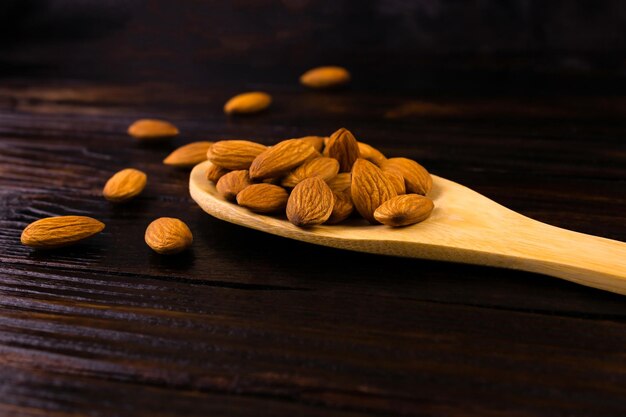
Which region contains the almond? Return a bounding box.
[128,119,179,140]
[249,139,317,180]
[326,128,360,172]
[163,141,213,167]
[300,66,351,89]
[385,170,406,195]
[286,176,334,227]
[21,216,105,249]
[103,168,147,202]
[281,157,339,188]
[296,136,326,153]
[351,159,397,223]
[145,217,193,254]
[216,170,252,201]
[206,161,229,183]
[374,194,434,227]
[381,157,432,195]
[224,91,272,115]
[236,184,288,214]
[326,191,354,224]
[327,173,351,193]
[358,142,387,166]
[207,140,267,170]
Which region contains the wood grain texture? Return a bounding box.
[1,80,626,416]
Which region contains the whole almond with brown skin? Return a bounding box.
[385,170,406,195]
[207,140,267,170]
[296,136,326,153]
[281,157,339,188]
[145,217,193,254]
[326,128,360,172]
[128,119,179,140]
[327,173,351,193]
[236,184,288,214]
[300,66,351,89]
[374,194,434,227]
[249,139,317,180]
[381,157,432,195]
[224,91,271,115]
[103,168,147,202]
[206,161,229,183]
[21,216,105,249]
[326,191,354,224]
[351,159,397,223]
[286,176,335,227]
[358,142,387,166]
[216,170,251,201]
[163,141,212,167]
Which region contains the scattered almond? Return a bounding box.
[224,91,272,115]
[351,159,397,223]
[103,168,147,202]
[145,217,193,255]
[21,216,105,249]
[128,119,179,140]
[164,141,213,167]
[249,139,317,180]
[326,191,354,224]
[216,170,252,201]
[236,184,289,214]
[206,161,229,183]
[327,173,352,193]
[385,170,406,195]
[207,140,267,170]
[326,128,360,172]
[286,176,335,227]
[281,157,339,188]
[300,66,351,89]
[358,142,387,166]
[381,157,432,195]
[374,194,434,227]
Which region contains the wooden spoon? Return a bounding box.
[190,161,626,295]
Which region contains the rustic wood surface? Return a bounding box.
[1,79,626,416]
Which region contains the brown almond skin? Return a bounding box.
[286,176,335,227]
[236,184,289,214]
[103,168,147,203]
[216,170,251,201]
[385,170,406,195]
[381,157,433,195]
[296,136,326,153]
[327,173,351,193]
[207,140,267,170]
[249,139,317,180]
[145,217,193,254]
[358,142,387,166]
[21,216,105,249]
[281,157,339,188]
[128,119,179,140]
[205,161,229,183]
[351,159,397,223]
[163,141,213,168]
[374,194,434,227]
[300,66,351,89]
[326,191,354,224]
[224,92,272,115]
[327,128,360,172]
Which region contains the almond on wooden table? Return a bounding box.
[236,184,289,214]
[286,176,335,227]
[128,119,179,140]
[374,194,434,227]
[300,66,351,89]
[207,140,267,170]
[205,161,229,183]
[103,168,147,202]
[326,191,354,224]
[381,157,432,195]
[327,173,351,193]
[281,157,339,188]
[216,170,251,201]
[358,142,387,166]
[351,158,397,223]
[224,91,272,115]
[145,217,193,255]
[326,128,360,172]
[21,216,105,249]
[249,138,317,180]
[384,170,406,195]
[163,141,212,167]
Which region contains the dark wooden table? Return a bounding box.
[1,79,626,416]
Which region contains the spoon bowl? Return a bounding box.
[190,160,626,295]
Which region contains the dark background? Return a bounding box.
[2,0,626,93]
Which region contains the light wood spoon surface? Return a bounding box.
[190,160,626,295]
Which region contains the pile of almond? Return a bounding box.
[206,128,434,227]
